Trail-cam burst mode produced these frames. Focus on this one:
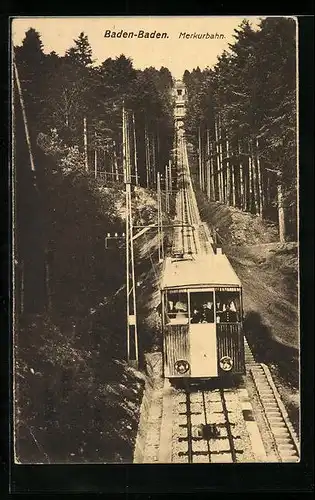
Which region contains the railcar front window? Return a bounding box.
[165,290,188,324]
[190,291,214,324]
[215,291,241,323]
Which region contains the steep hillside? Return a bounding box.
[194,189,299,433]
[15,186,163,464]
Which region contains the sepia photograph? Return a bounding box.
[11,15,299,465]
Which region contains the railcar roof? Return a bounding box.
[161,254,241,289]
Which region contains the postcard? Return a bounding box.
[11,15,299,466]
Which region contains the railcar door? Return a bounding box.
[189,289,217,377]
[190,323,217,377]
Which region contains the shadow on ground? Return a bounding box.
[244,310,299,388]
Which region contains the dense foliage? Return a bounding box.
[14,27,174,317]
[183,18,297,240]
[15,30,174,186]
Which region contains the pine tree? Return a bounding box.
[65,32,94,67]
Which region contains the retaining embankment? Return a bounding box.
[133,352,163,463]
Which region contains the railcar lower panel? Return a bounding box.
[163,323,245,378]
[164,324,190,377]
[216,323,245,375]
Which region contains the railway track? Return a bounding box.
[174,384,245,463]
[172,134,208,257]
[148,127,300,464]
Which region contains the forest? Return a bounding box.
[14,28,174,318]
[13,28,175,462]
[182,17,297,242]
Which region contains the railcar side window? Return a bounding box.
[215,291,241,323]
[190,291,214,324]
[165,290,188,324]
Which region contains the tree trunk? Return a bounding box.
[110,147,114,182]
[277,172,286,242]
[145,121,150,188]
[169,159,172,195]
[231,164,236,207]
[113,141,119,181]
[238,140,244,210]
[206,129,210,199]
[256,138,264,216]
[250,139,259,214]
[94,133,98,179]
[83,117,88,172]
[214,119,221,201]
[103,148,106,177]
[247,140,253,212]
[209,141,214,200]
[266,173,270,208]
[198,126,202,190]
[45,252,52,313]
[152,131,157,188]
[20,260,24,315]
[218,116,224,202]
[226,138,231,205]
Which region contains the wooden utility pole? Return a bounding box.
[123,105,138,367]
[132,113,139,185]
[14,58,38,314]
[83,117,88,172]
[165,164,170,213]
[168,159,172,195]
[13,61,36,173]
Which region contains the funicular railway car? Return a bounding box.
[160,252,246,379]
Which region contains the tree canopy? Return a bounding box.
[183,17,297,240]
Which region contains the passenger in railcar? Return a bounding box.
[220,302,238,323]
[215,300,225,323]
[202,301,214,323]
[174,299,187,313]
[191,307,203,323]
[164,292,189,323]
